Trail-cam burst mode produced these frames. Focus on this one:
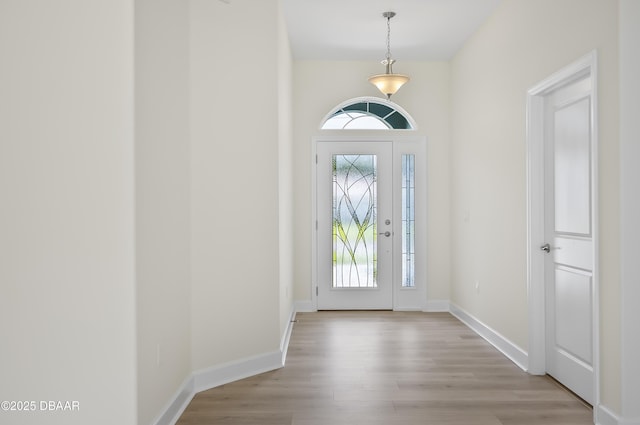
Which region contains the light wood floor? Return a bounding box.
[177,311,592,425]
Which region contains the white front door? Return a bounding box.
[543,75,594,404]
[315,138,426,310]
[316,141,393,309]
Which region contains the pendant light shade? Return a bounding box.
[368,60,410,99]
[368,12,409,99]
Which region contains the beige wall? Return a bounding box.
[135,0,192,424]
[189,0,283,370]
[0,1,137,424]
[292,60,452,306]
[137,0,292,421]
[450,0,620,412]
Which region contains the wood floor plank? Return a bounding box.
[176,311,593,425]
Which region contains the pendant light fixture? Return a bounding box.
[368,11,410,99]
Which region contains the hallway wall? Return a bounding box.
[189,0,283,371]
[135,1,192,424]
[277,0,295,339]
[450,0,620,413]
[0,1,137,424]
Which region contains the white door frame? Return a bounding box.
[311,131,427,311]
[526,51,599,408]
[620,1,640,420]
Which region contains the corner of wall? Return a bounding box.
[151,316,297,425]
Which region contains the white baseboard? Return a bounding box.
[280,306,296,365]
[154,351,284,425]
[449,303,528,371]
[597,405,620,425]
[151,375,195,425]
[295,299,451,313]
[447,305,640,425]
[423,299,450,312]
[596,404,640,425]
[192,350,283,394]
[153,304,297,425]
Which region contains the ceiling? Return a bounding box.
[281,0,502,61]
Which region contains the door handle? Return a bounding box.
[540,243,551,253]
[378,231,391,237]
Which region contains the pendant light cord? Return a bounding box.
[386,15,392,61]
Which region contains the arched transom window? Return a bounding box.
[320,97,416,130]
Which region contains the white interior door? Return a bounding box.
[543,75,594,404]
[316,141,393,310]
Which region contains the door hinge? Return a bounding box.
[316,286,318,296]
[316,220,318,230]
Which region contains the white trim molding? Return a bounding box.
[597,405,621,425]
[152,305,298,425]
[597,404,640,425]
[450,303,528,371]
[192,350,283,394]
[150,376,195,425]
[620,1,640,423]
[153,350,285,425]
[280,307,296,365]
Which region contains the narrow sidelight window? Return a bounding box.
[402,154,415,287]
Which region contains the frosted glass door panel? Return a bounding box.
[332,154,378,288]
